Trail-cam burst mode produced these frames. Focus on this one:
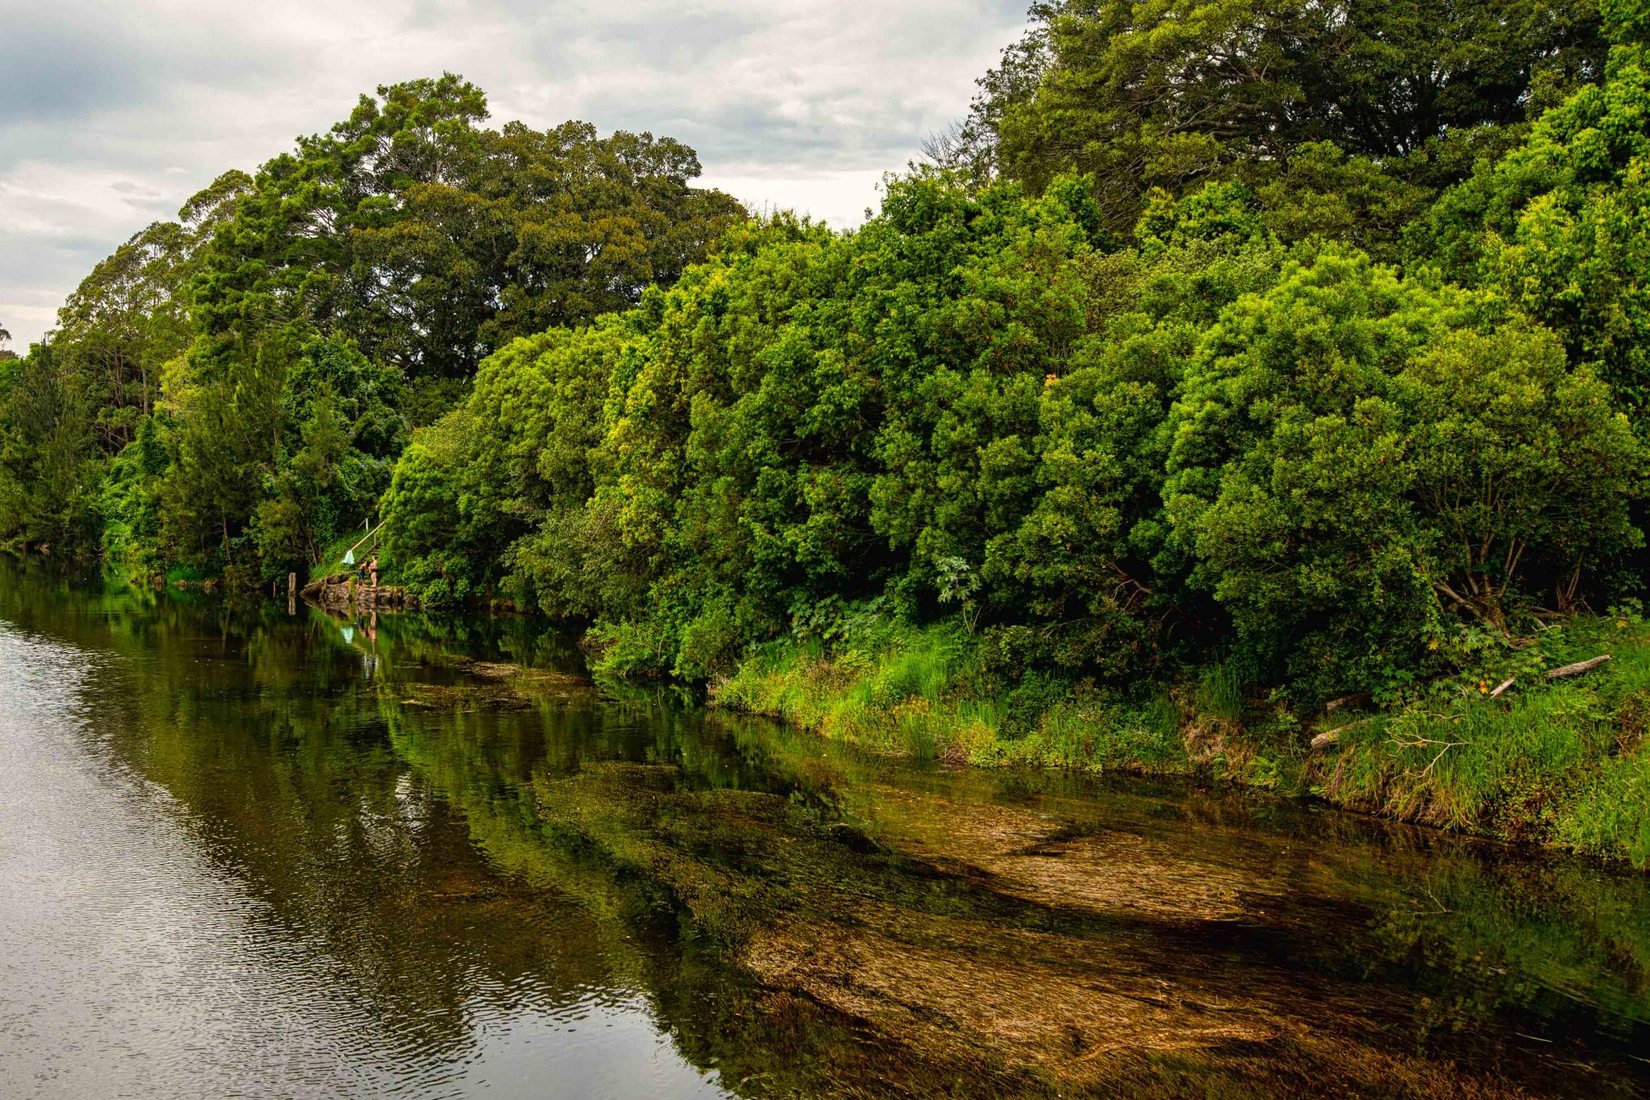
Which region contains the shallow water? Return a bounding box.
[0,562,1646,1098]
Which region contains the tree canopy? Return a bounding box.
[942,0,1607,243]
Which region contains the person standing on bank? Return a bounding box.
[368,554,378,592]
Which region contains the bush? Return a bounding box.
[1164,246,1644,698]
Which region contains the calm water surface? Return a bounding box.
[1,562,1647,1098]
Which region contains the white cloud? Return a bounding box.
[699,168,893,230]
[0,0,1028,348]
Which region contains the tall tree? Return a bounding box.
[50,170,251,452]
[192,75,744,383]
[958,0,1606,236]
[1413,1,1650,411]
[0,343,99,550]
[147,75,742,576]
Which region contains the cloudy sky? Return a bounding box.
[0,0,1031,348]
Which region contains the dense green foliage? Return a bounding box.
[0,77,741,582]
[10,5,1650,850]
[369,2,1650,708]
[380,148,1645,704]
[942,0,1608,249]
[189,75,742,385]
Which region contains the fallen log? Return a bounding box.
[1310,725,1354,752]
[1489,677,1516,698]
[1546,655,1611,681]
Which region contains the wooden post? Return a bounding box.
[288,572,297,598]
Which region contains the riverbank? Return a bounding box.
[712,616,1650,871]
[43,544,1650,872]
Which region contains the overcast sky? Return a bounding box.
[0,0,1030,348]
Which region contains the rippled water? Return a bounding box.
[0,598,720,1098]
[1,562,1648,1098]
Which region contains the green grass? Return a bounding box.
[978,691,1186,772]
[1195,662,1246,724]
[1560,755,1650,868]
[716,618,1187,773]
[717,622,966,758]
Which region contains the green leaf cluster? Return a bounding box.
[949,0,1606,252]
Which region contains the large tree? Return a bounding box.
[49,170,251,453]
[0,343,99,550]
[192,74,745,383]
[953,0,1606,236]
[1413,1,1650,412]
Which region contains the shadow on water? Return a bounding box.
[1,558,1647,1098]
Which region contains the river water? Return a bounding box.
[0,562,1647,1098]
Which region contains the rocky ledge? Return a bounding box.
[299,572,419,612]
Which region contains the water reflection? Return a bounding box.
[0,561,1647,1098]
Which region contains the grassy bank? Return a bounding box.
[715,616,1650,870]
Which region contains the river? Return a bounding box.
[0,561,1646,1098]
